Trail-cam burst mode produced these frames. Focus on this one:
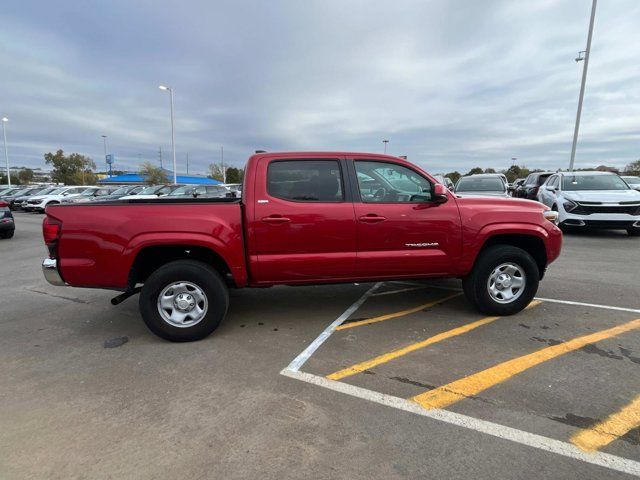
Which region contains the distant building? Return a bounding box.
[97,169,221,185]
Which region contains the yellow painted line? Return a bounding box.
[328,300,542,380]
[335,292,461,331]
[412,318,640,410]
[571,394,640,452]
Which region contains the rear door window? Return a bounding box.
[267,160,344,202]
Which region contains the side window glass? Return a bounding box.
[355,161,432,203]
[267,160,344,202]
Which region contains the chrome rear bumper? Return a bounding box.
[42,258,66,286]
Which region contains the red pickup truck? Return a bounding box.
[42,152,562,342]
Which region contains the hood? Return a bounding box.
[563,190,640,203]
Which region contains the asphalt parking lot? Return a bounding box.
[1,212,639,479]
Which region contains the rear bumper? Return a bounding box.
[42,258,67,286]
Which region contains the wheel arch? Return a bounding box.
[477,233,547,278]
[128,244,235,289]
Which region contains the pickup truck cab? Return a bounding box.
[42,152,562,342]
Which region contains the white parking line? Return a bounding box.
[280,369,640,477]
[285,282,382,372]
[281,282,640,476]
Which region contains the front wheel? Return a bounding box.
[462,245,539,316]
[139,260,229,342]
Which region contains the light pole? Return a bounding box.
[569,0,597,172]
[101,135,108,177]
[383,139,389,154]
[159,85,177,184]
[2,117,9,186]
[221,146,226,183]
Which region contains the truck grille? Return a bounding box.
[573,203,640,215]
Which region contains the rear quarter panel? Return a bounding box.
[46,202,246,289]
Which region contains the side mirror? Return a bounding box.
[547,185,557,192]
[433,184,449,204]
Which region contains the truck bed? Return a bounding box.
[46,201,247,289]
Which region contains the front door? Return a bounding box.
[251,157,357,283]
[350,158,462,278]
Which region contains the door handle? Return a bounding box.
[358,214,387,223]
[262,215,291,224]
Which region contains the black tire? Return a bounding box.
[627,228,640,237]
[139,260,229,342]
[462,245,539,316]
[2,229,14,239]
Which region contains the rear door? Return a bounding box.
[250,156,357,283]
[349,157,462,278]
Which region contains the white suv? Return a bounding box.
[22,186,90,212]
[537,171,640,236]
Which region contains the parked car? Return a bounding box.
[432,175,455,191]
[536,171,640,235]
[23,186,89,212]
[514,172,554,199]
[118,184,183,200]
[95,185,146,201]
[62,186,120,203]
[12,186,59,210]
[166,184,231,199]
[0,186,28,200]
[42,151,562,342]
[221,183,243,197]
[0,201,15,238]
[4,186,50,209]
[621,175,640,191]
[454,174,510,197]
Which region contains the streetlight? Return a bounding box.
[569,0,597,172]
[101,135,108,177]
[2,117,9,186]
[159,85,177,184]
[383,139,389,154]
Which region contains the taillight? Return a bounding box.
[43,217,61,257]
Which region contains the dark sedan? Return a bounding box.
[0,201,15,239]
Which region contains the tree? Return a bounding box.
[45,150,96,185]
[0,173,20,185]
[484,168,496,174]
[444,171,461,184]
[140,161,168,185]
[595,165,619,173]
[623,160,640,175]
[225,167,244,184]
[208,163,224,182]
[467,167,484,175]
[18,168,34,184]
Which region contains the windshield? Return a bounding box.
[456,177,506,193]
[80,187,98,195]
[168,185,196,196]
[137,185,164,195]
[47,188,66,195]
[563,175,630,191]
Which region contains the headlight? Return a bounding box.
[543,210,559,225]
[562,199,578,212]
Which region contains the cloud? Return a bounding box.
[0,0,638,176]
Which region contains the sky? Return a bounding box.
[1,0,639,176]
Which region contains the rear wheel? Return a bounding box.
[462,245,539,316]
[139,260,229,342]
[0,229,14,239]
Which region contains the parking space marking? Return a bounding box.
[281,369,640,477]
[328,300,543,380]
[412,318,640,410]
[335,292,461,330]
[370,286,429,297]
[286,283,383,372]
[571,394,640,453]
